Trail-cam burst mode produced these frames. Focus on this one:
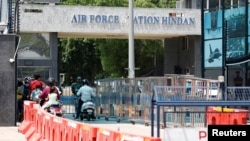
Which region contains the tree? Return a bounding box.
[59,38,103,85]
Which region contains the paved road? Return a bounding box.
[66,114,165,139]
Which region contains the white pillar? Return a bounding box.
[206,0,209,9]
[128,0,135,78]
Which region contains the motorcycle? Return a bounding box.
[46,101,64,117]
[79,101,96,121]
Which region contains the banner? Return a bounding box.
[164,128,207,141]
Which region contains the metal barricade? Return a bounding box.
[226,87,250,101]
[94,75,221,124]
[152,85,250,137]
[60,75,250,125]
[60,86,75,115]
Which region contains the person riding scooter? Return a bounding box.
[75,79,95,119]
[38,77,60,106]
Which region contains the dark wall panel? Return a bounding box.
[0,35,16,126]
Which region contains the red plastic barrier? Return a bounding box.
[25,125,36,141]
[96,128,119,141]
[18,101,36,134]
[63,120,81,141]
[40,111,53,141]
[27,104,43,141]
[25,104,40,140]
[80,124,98,141]
[50,115,67,141]
[21,101,162,141]
[206,106,249,125]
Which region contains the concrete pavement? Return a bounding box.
[0,126,26,141]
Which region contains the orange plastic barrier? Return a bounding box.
[28,104,43,141]
[63,120,81,141]
[40,111,53,141]
[21,101,163,141]
[18,101,36,134]
[206,106,249,125]
[25,104,40,140]
[50,115,67,141]
[80,124,98,141]
[25,125,36,141]
[96,128,120,141]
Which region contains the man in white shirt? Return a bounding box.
[75,79,95,119]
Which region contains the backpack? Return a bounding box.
[31,88,42,101]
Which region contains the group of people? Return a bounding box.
[17,74,95,121]
[16,74,62,121]
[71,76,95,119]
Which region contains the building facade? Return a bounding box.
[202,0,250,86]
[16,2,204,82]
[1,0,215,83]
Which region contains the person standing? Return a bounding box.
[16,80,24,100]
[16,80,24,122]
[71,76,83,117]
[75,79,95,119]
[17,77,31,122]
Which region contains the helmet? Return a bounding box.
[82,79,89,85]
[77,76,82,81]
[47,77,56,85]
[24,76,32,83]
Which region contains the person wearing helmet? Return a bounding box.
[17,77,32,122]
[22,77,32,100]
[38,77,60,106]
[75,79,95,119]
[71,76,83,117]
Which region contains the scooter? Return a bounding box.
[79,101,96,121]
[47,101,64,117]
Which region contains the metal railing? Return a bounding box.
[151,85,250,137]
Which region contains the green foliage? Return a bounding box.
[97,39,128,77]
[60,0,176,8]
[61,0,128,6]
[58,38,103,85]
[96,39,164,77]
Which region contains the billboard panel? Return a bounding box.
[204,10,223,40]
[204,39,222,68]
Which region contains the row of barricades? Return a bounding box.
[18,101,161,141]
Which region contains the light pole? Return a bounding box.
[128,0,135,78]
